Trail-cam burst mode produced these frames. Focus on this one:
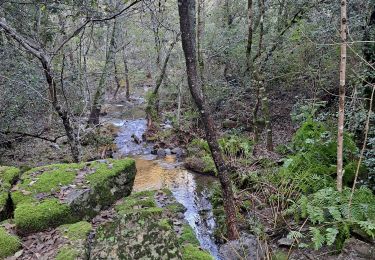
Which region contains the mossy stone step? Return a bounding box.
[11,158,136,234]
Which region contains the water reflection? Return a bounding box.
[132,156,220,259]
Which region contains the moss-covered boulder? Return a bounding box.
[0,166,20,220]
[0,227,21,259]
[12,158,136,233]
[90,190,213,260]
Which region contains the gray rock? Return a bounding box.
[171,147,185,158]
[277,237,294,247]
[219,233,264,260]
[165,148,172,155]
[157,148,166,158]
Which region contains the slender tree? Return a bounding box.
[178,0,239,240]
[337,0,347,192]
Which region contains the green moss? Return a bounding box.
[59,221,92,241]
[181,244,213,260]
[272,251,288,260]
[166,202,186,214]
[0,227,21,259]
[179,225,199,246]
[85,159,135,187]
[129,190,156,199]
[14,199,75,233]
[115,197,157,212]
[11,190,36,206]
[161,189,173,196]
[158,218,172,231]
[56,246,79,260]
[19,164,81,194]
[0,166,20,190]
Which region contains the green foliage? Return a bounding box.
[218,134,253,159]
[291,100,327,124]
[276,120,360,194]
[14,199,76,233]
[0,227,21,259]
[289,187,375,250]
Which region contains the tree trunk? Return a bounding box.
[178,0,239,241]
[113,56,121,98]
[123,47,130,100]
[197,0,205,85]
[246,0,253,72]
[88,19,117,125]
[337,0,347,192]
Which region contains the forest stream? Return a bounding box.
[104,97,220,259]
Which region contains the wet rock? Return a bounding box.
[131,134,141,144]
[157,148,167,158]
[219,233,264,260]
[171,147,185,158]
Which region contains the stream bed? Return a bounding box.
[107,106,221,259]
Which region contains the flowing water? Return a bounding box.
[105,100,220,259]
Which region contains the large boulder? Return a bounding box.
[11,158,136,234]
[0,166,20,220]
[90,190,213,260]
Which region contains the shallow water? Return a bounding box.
[107,103,221,259]
[131,155,220,259]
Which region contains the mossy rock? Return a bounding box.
[181,244,214,260]
[12,158,136,233]
[56,246,80,260]
[179,224,200,246]
[184,156,217,175]
[0,227,21,259]
[0,166,20,219]
[58,221,92,241]
[90,190,213,260]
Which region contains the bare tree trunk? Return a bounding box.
[146,35,179,126]
[177,81,182,127]
[178,0,239,241]
[337,0,347,192]
[197,0,205,85]
[123,47,130,100]
[246,0,254,72]
[88,19,117,125]
[113,56,121,97]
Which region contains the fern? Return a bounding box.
[290,187,375,250]
[325,228,339,246]
[310,227,325,250]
